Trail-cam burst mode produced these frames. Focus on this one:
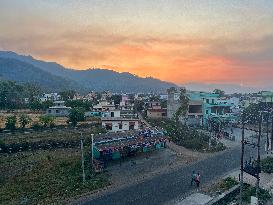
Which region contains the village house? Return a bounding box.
[101,110,139,132]
[101,91,112,101]
[46,101,71,117]
[40,93,61,102]
[84,91,97,101]
[146,101,167,119]
[92,101,115,112]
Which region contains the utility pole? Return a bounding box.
[240,113,245,205]
[80,132,86,183]
[266,112,269,152]
[271,112,273,152]
[91,133,94,168]
[256,112,262,202]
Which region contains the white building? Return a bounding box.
[40,93,61,102]
[93,101,115,111]
[101,110,139,132]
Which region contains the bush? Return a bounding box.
[39,115,55,128]
[220,177,238,191]
[32,122,42,131]
[261,157,273,173]
[5,115,17,130]
[19,114,32,129]
[242,184,271,203]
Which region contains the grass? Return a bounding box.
[205,178,271,204]
[206,177,239,195]
[261,157,273,173]
[0,125,105,145]
[0,149,110,205]
[0,125,110,205]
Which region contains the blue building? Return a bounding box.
[167,89,235,127]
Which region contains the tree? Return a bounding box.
[29,100,43,111]
[5,115,17,130]
[111,95,122,105]
[39,115,55,128]
[173,88,189,123]
[59,90,76,101]
[67,108,85,127]
[134,100,144,112]
[29,100,53,111]
[243,102,267,124]
[213,89,225,97]
[19,114,32,129]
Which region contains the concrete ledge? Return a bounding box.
[206,184,240,205]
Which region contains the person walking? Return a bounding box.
[191,171,196,186]
[195,173,201,187]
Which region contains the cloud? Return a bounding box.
[1,22,273,87]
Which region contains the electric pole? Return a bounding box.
[266,112,269,152]
[240,113,245,205]
[91,133,94,168]
[80,132,86,183]
[256,112,262,202]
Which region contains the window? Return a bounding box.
[48,110,51,113]
[206,110,208,114]
[56,109,59,113]
[212,99,215,104]
[105,123,112,130]
[111,112,114,117]
[189,105,202,113]
[206,99,209,103]
[119,123,122,129]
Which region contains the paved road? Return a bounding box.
[78,137,267,205]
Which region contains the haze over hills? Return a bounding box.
[0,51,176,93]
[182,83,263,94]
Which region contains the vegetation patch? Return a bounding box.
[206,177,239,195]
[241,184,271,204]
[261,157,273,173]
[148,118,226,152]
[0,149,110,205]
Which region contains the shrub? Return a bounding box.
[32,122,42,131]
[5,115,17,130]
[219,177,238,191]
[39,115,55,128]
[19,114,32,129]
[242,184,271,203]
[261,157,273,173]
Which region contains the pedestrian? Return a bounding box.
[191,171,196,186]
[195,173,200,187]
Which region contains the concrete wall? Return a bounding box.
[167,90,180,119]
[102,120,139,132]
[46,108,70,117]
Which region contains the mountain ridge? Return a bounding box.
[0,51,176,93]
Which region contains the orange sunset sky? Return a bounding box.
[1,0,273,88]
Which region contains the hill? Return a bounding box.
[0,51,176,93]
[0,57,82,92]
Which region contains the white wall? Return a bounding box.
[102,120,139,132]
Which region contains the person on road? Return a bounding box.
[195,173,201,187]
[191,171,196,186]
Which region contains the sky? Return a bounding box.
[0,0,273,88]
